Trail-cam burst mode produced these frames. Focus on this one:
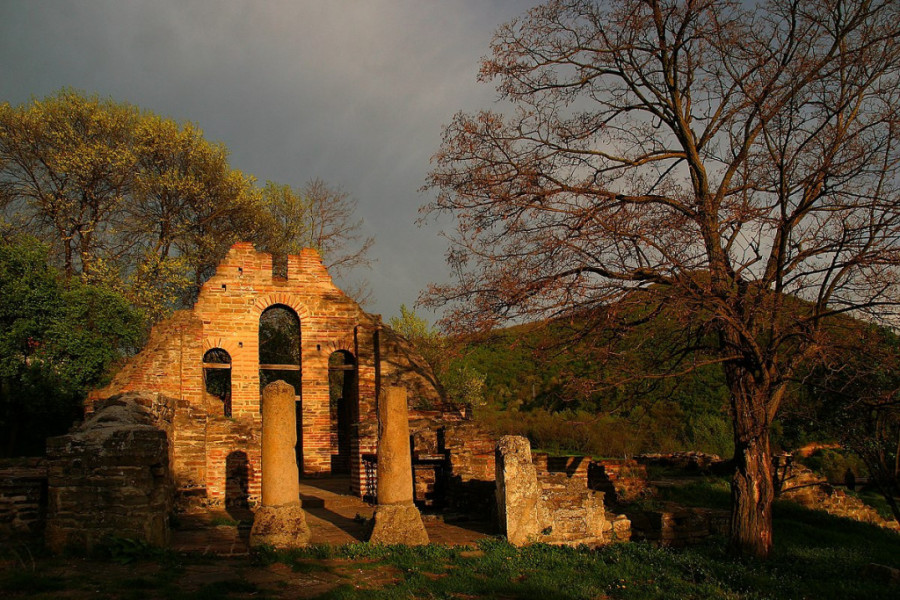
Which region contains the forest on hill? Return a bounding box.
[393,301,898,509]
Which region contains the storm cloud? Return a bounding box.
[0,0,531,320]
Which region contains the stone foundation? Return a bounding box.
[629,505,728,546]
[45,397,173,553]
[0,458,47,538]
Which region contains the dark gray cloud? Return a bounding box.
[0,0,532,321]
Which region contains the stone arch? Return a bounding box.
[321,334,356,357]
[202,337,240,357]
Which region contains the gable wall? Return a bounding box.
[90,242,442,503]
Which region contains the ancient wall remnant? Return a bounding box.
[45,395,173,553]
[88,243,446,505]
[495,436,549,546]
[588,459,651,505]
[0,458,47,539]
[629,506,728,546]
[775,455,899,532]
[495,435,628,547]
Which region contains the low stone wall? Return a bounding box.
[589,459,651,504]
[775,456,899,532]
[45,398,173,553]
[636,451,726,473]
[629,505,729,547]
[0,457,48,538]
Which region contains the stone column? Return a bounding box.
[495,435,549,546]
[250,381,310,548]
[367,385,428,545]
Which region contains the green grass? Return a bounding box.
[654,477,732,510]
[2,502,899,599]
[853,489,896,520]
[251,510,899,600]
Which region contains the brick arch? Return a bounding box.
[251,293,311,320]
[201,337,240,358]
[321,334,356,357]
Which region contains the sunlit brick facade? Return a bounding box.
[90,242,442,504]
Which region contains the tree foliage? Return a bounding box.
[424,0,900,557]
[796,323,900,522]
[0,89,374,318]
[0,237,144,456]
[260,179,374,304]
[389,304,486,409]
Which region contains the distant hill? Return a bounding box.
[446,305,735,459]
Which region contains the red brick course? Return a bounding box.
[90,243,442,505]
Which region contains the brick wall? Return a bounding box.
[89,243,442,503]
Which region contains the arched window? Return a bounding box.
[203,348,232,417]
[258,305,301,393]
[259,304,302,469]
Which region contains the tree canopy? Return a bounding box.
[424,0,900,557]
[0,237,145,456]
[0,88,374,318]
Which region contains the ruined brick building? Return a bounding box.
[90,242,448,505]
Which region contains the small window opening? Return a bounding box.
[203,348,232,416]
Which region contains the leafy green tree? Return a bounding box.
[0,237,144,456]
[389,304,485,409]
[0,89,375,318]
[0,89,139,277]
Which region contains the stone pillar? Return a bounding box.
[367,386,429,545]
[250,381,310,548]
[495,435,549,546]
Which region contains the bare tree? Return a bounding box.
[423,0,900,557]
[261,179,374,304]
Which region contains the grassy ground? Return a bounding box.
[2,499,898,599]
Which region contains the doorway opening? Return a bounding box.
[329,350,357,474]
[259,304,302,470]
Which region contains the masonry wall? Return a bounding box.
[45,398,173,553]
[90,243,443,504]
[0,458,47,539]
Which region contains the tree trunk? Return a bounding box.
[730,426,775,558]
[726,366,776,559]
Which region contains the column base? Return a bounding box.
[367,502,429,546]
[249,503,311,549]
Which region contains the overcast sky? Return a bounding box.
[0,0,534,321]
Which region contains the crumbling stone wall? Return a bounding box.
[441,421,497,515]
[89,243,442,503]
[46,396,173,553]
[775,455,899,531]
[589,459,651,504]
[496,436,628,546]
[0,458,47,539]
[629,505,728,546]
